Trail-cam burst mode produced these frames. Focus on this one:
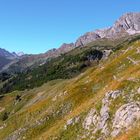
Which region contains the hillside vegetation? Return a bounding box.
[1,35,140,94]
[0,35,139,140]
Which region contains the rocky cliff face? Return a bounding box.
[113,12,140,35]
[75,12,140,47]
[97,12,140,38]
[75,32,100,47]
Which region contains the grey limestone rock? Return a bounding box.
[75,13,140,47]
[75,32,100,47]
[111,102,140,137]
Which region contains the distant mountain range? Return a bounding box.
[0,48,18,59]
[0,12,140,73]
[0,48,25,71]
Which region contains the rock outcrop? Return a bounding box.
[82,90,122,138]
[82,89,140,139]
[111,102,140,137]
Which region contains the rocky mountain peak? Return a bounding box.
[75,32,100,47]
[116,12,140,31]
[75,12,140,47]
[0,48,17,60]
[110,12,140,36]
[58,43,74,52]
[16,52,24,57]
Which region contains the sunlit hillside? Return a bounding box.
[0,36,140,140]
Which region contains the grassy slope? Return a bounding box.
[1,34,138,94]
[0,38,140,139]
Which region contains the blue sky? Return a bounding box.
[0,0,139,54]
